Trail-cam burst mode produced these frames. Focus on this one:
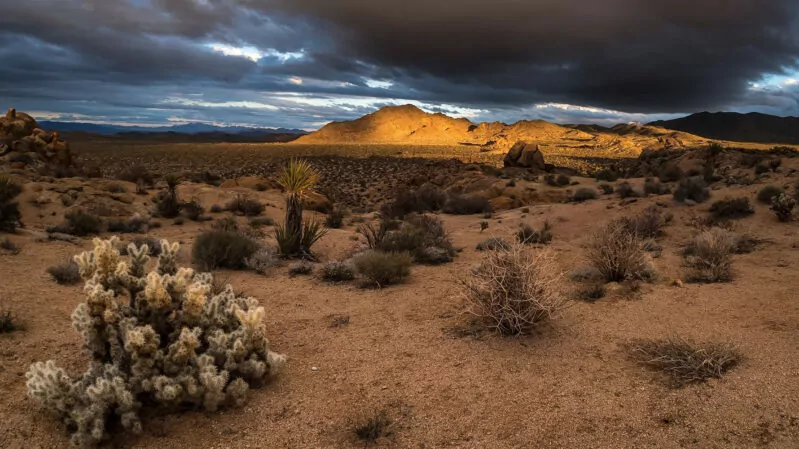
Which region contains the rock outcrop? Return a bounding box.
[1,108,76,173]
[503,141,546,169]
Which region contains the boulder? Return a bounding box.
[503,141,546,170]
[0,108,76,173]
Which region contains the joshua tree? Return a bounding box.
[275,158,326,258]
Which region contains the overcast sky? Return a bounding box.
[1,0,798,130]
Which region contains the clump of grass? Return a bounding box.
[0,237,21,255]
[244,246,279,275]
[626,337,741,387]
[571,187,597,202]
[249,216,275,228]
[321,261,356,283]
[354,412,391,447]
[460,245,565,335]
[353,251,412,288]
[682,227,736,283]
[674,177,710,203]
[757,185,784,204]
[580,284,606,302]
[288,260,314,276]
[46,260,81,285]
[476,237,511,251]
[0,306,22,333]
[191,230,259,271]
[516,221,552,245]
[586,219,656,283]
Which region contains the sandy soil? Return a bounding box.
[1,175,798,449]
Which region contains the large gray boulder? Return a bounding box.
[503,141,546,169]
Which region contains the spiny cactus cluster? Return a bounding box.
[26,237,285,447]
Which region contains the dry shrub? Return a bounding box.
[371,214,455,265]
[244,246,279,275]
[460,245,565,335]
[683,228,736,283]
[626,337,741,387]
[321,260,356,283]
[0,236,21,255]
[516,221,553,245]
[770,193,796,222]
[380,184,447,218]
[49,210,102,236]
[586,219,655,283]
[353,250,412,288]
[443,194,492,215]
[616,181,642,199]
[757,185,784,204]
[673,177,710,203]
[571,187,598,202]
[288,260,314,276]
[0,304,21,333]
[620,205,669,239]
[225,195,264,216]
[46,260,81,285]
[476,237,511,251]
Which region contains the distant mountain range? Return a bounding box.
[38,121,307,136]
[648,112,799,144]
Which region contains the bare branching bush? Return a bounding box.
[354,411,391,447]
[626,337,741,387]
[683,228,736,283]
[586,220,656,283]
[460,245,565,335]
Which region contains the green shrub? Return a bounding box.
[443,194,492,215]
[375,215,455,264]
[516,221,552,245]
[353,251,412,287]
[192,230,258,270]
[46,260,81,285]
[321,261,356,282]
[595,169,618,182]
[380,184,447,218]
[598,183,614,195]
[571,188,597,202]
[225,195,264,216]
[770,193,796,222]
[643,178,671,196]
[757,185,784,204]
[50,210,102,236]
[0,174,23,233]
[106,214,149,234]
[325,209,345,229]
[709,197,754,221]
[673,177,710,203]
[616,182,641,199]
[658,164,683,183]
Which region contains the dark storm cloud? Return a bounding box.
[1,0,798,128]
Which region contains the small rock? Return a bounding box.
[311,366,318,371]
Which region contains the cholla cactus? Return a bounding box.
[26,237,285,447]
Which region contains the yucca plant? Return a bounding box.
[275,159,324,258]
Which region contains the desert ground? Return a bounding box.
[1,135,799,449]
